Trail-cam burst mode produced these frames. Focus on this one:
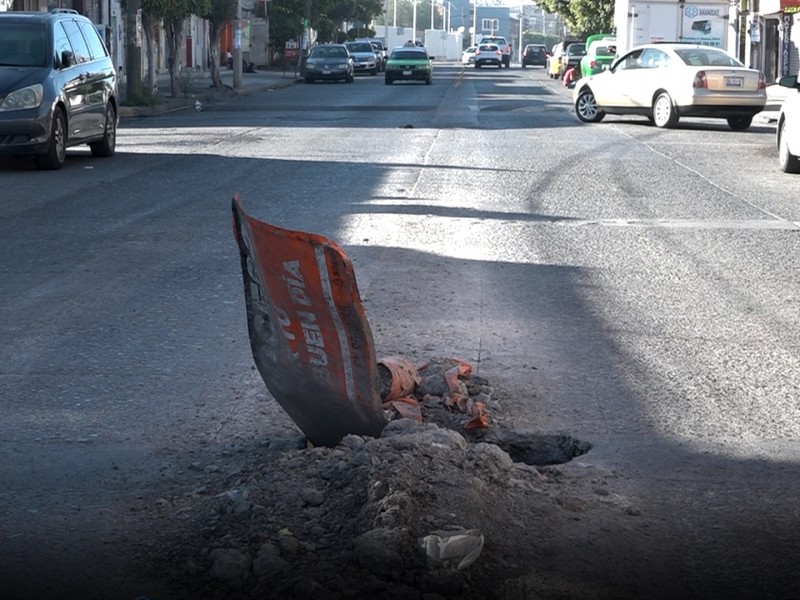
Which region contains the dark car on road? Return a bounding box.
[521,44,548,68]
[304,44,354,83]
[0,8,118,170]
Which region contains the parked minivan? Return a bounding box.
[0,9,118,170]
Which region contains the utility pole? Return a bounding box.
[738,0,748,64]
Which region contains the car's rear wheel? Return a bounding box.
[779,120,800,173]
[36,107,67,171]
[727,116,752,130]
[652,92,678,128]
[575,88,605,123]
[89,103,116,158]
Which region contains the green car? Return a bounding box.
[385,46,433,85]
[579,34,616,78]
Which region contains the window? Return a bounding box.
[77,20,107,61]
[481,19,499,33]
[54,22,73,68]
[61,18,90,63]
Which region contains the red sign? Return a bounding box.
[782,0,800,12]
[232,196,387,446]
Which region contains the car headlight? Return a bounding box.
[336,64,349,71]
[0,84,44,112]
[306,63,318,70]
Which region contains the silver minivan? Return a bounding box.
[0,8,118,170]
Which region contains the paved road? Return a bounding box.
[2,64,800,599]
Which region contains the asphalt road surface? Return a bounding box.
[2,64,800,599]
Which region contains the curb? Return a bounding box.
[119,76,300,118]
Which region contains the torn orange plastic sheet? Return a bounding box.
[231,196,387,446]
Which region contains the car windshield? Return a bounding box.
[479,44,498,51]
[0,24,47,67]
[310,46,347,59]
[592,45,615,56]
[346,43,373,53]
[566,44,586,56]
[674,48,742,67]
[391,50,427,60]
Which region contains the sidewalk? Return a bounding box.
[118,66,301,118]
[755,83,787,124]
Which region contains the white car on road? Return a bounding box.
[574,43,766,130]
[777,75,800,173]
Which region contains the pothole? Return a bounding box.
[480,430,592,466]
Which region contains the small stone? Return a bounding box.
[209,548,251,583]
[300,487,325,506]
[252,552,290,580]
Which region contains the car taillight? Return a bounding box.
[693,71,708,89]
[590,60,597,68]
[758,72,766,90]
[505,45,510,53]
[496,50,502,56]
[475,49,481,55]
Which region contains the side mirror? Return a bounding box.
[778,75,799,89]
[61,49,75,68]
[429,56,435,61]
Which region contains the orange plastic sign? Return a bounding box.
[232,196,387,446]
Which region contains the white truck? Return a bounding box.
[614,0,732,55]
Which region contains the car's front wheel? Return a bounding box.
[575,88,605,123]
[385,76,393,85]
[90,103,116,158]
[425,74,432,85]
[727,116,752,130]
[653,92,679,128]
[779,120,800,173]
[36,107,67,170]
[345,73,354,83]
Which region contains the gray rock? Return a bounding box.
[209,548,252,583]
[418,527,484,570]
[300,487,325,506]
[252,552,291,580]
[354,527,413,576]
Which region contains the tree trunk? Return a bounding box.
[142,13,158,94]
[166,18,185,98]
[209,20,224,90]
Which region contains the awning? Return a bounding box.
[782,0,800,13]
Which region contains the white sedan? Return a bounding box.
[777,75,800,173]
[574,43,766,130]
[461,46,476,65]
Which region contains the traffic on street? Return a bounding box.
[2,61,800,600]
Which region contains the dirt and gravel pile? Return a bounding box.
[143,358,630,600]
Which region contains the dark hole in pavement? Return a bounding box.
[481,430,592,466]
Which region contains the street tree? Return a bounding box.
[201,0,238,90]
[538,0,613,37]
[143,0,212,97]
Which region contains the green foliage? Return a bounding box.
[539,0,614,38]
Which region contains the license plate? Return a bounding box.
[403,70,412,76]
[726,77,743,87]
[322,70,331,75]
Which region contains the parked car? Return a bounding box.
[369,39,387,70]
[343,41,378,75]
[477,35,511,68]
[548,40,581,79]
[474,43,504,69]
[777,75,800,173]
[580,35,616,78]
[0,8,118,170]
[384,46,433,85]
[573,43,767,130]
[561,42,587,78]
[304,44,354,84]
[521,44,548,68]
[461,46,477,65]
